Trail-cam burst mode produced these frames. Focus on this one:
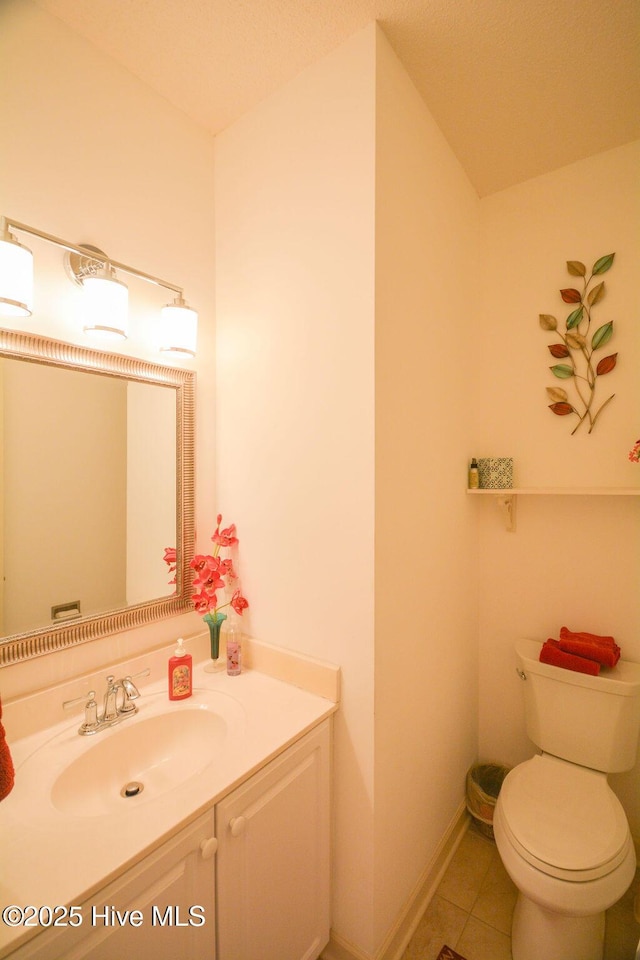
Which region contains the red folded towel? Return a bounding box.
[540,638,601,676]
[558,638,620,667]
[0,697,15,802]
[558,626,620,667]
[559,626,617,648]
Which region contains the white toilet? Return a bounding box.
[494,638,640,960]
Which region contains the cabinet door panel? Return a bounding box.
[216,722,330,960]
[9,812,216,960]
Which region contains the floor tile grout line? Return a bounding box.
[470,848,494,915]
[453,911,473,952]
[433,890,510,944]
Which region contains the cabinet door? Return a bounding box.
[216,721,331,960]
[10,811,216,960]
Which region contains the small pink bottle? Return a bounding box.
[226,620,242,676]
[168,638,193,700]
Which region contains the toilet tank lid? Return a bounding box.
[516,639,640,697]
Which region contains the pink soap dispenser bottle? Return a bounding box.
[168,638,193,700]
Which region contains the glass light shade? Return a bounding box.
[160,300,198,357]
[82,273,128,341]
[0,236,34,317]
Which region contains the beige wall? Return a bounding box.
[214,23,482,955]
[214,25,378,952]
[474,142,640,487]
[373,29,479,947]
[475,142,640,840]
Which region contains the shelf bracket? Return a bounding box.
[495,493,517,532]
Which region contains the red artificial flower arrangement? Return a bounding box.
[190,514,249,620]
[165,515,249,661]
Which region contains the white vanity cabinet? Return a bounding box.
[5,719,331,960]
[9,811,217,960]
[216,720,331,960]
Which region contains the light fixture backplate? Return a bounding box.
[64,244,108,285]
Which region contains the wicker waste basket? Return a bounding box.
[465,763,510,839]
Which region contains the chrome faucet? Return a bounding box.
[63,668,150,735]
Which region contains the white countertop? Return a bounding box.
[0,662,337,957]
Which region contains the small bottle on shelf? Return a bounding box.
[468,458,479,489]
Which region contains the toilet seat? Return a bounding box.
[498,754,630,882]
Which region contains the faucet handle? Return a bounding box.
[62,690,100,735]
[118,667,150,714]
[63,689,96,710]
[119,678,141,715]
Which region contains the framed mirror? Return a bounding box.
[0,328,195,666]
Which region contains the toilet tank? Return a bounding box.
[516,639,640,773]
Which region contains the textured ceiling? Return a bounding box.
[33,0,640,195]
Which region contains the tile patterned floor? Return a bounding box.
[400,823,640,960]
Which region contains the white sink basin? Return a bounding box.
[51,707,227,817]
[15,687,246,821]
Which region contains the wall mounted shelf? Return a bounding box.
[467,487,640,532]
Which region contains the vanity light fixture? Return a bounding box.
[64,244,129,341]
[0,216,198,355]
[0,220,34,318]
[79,263,129,341]
[160,296,198,357]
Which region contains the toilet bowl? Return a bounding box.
[495,640,640,960]
[494,755,636,960]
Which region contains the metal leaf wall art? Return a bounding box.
[539,253,617,435]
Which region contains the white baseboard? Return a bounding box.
[321,932,373,960]
[321,802,470,960]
